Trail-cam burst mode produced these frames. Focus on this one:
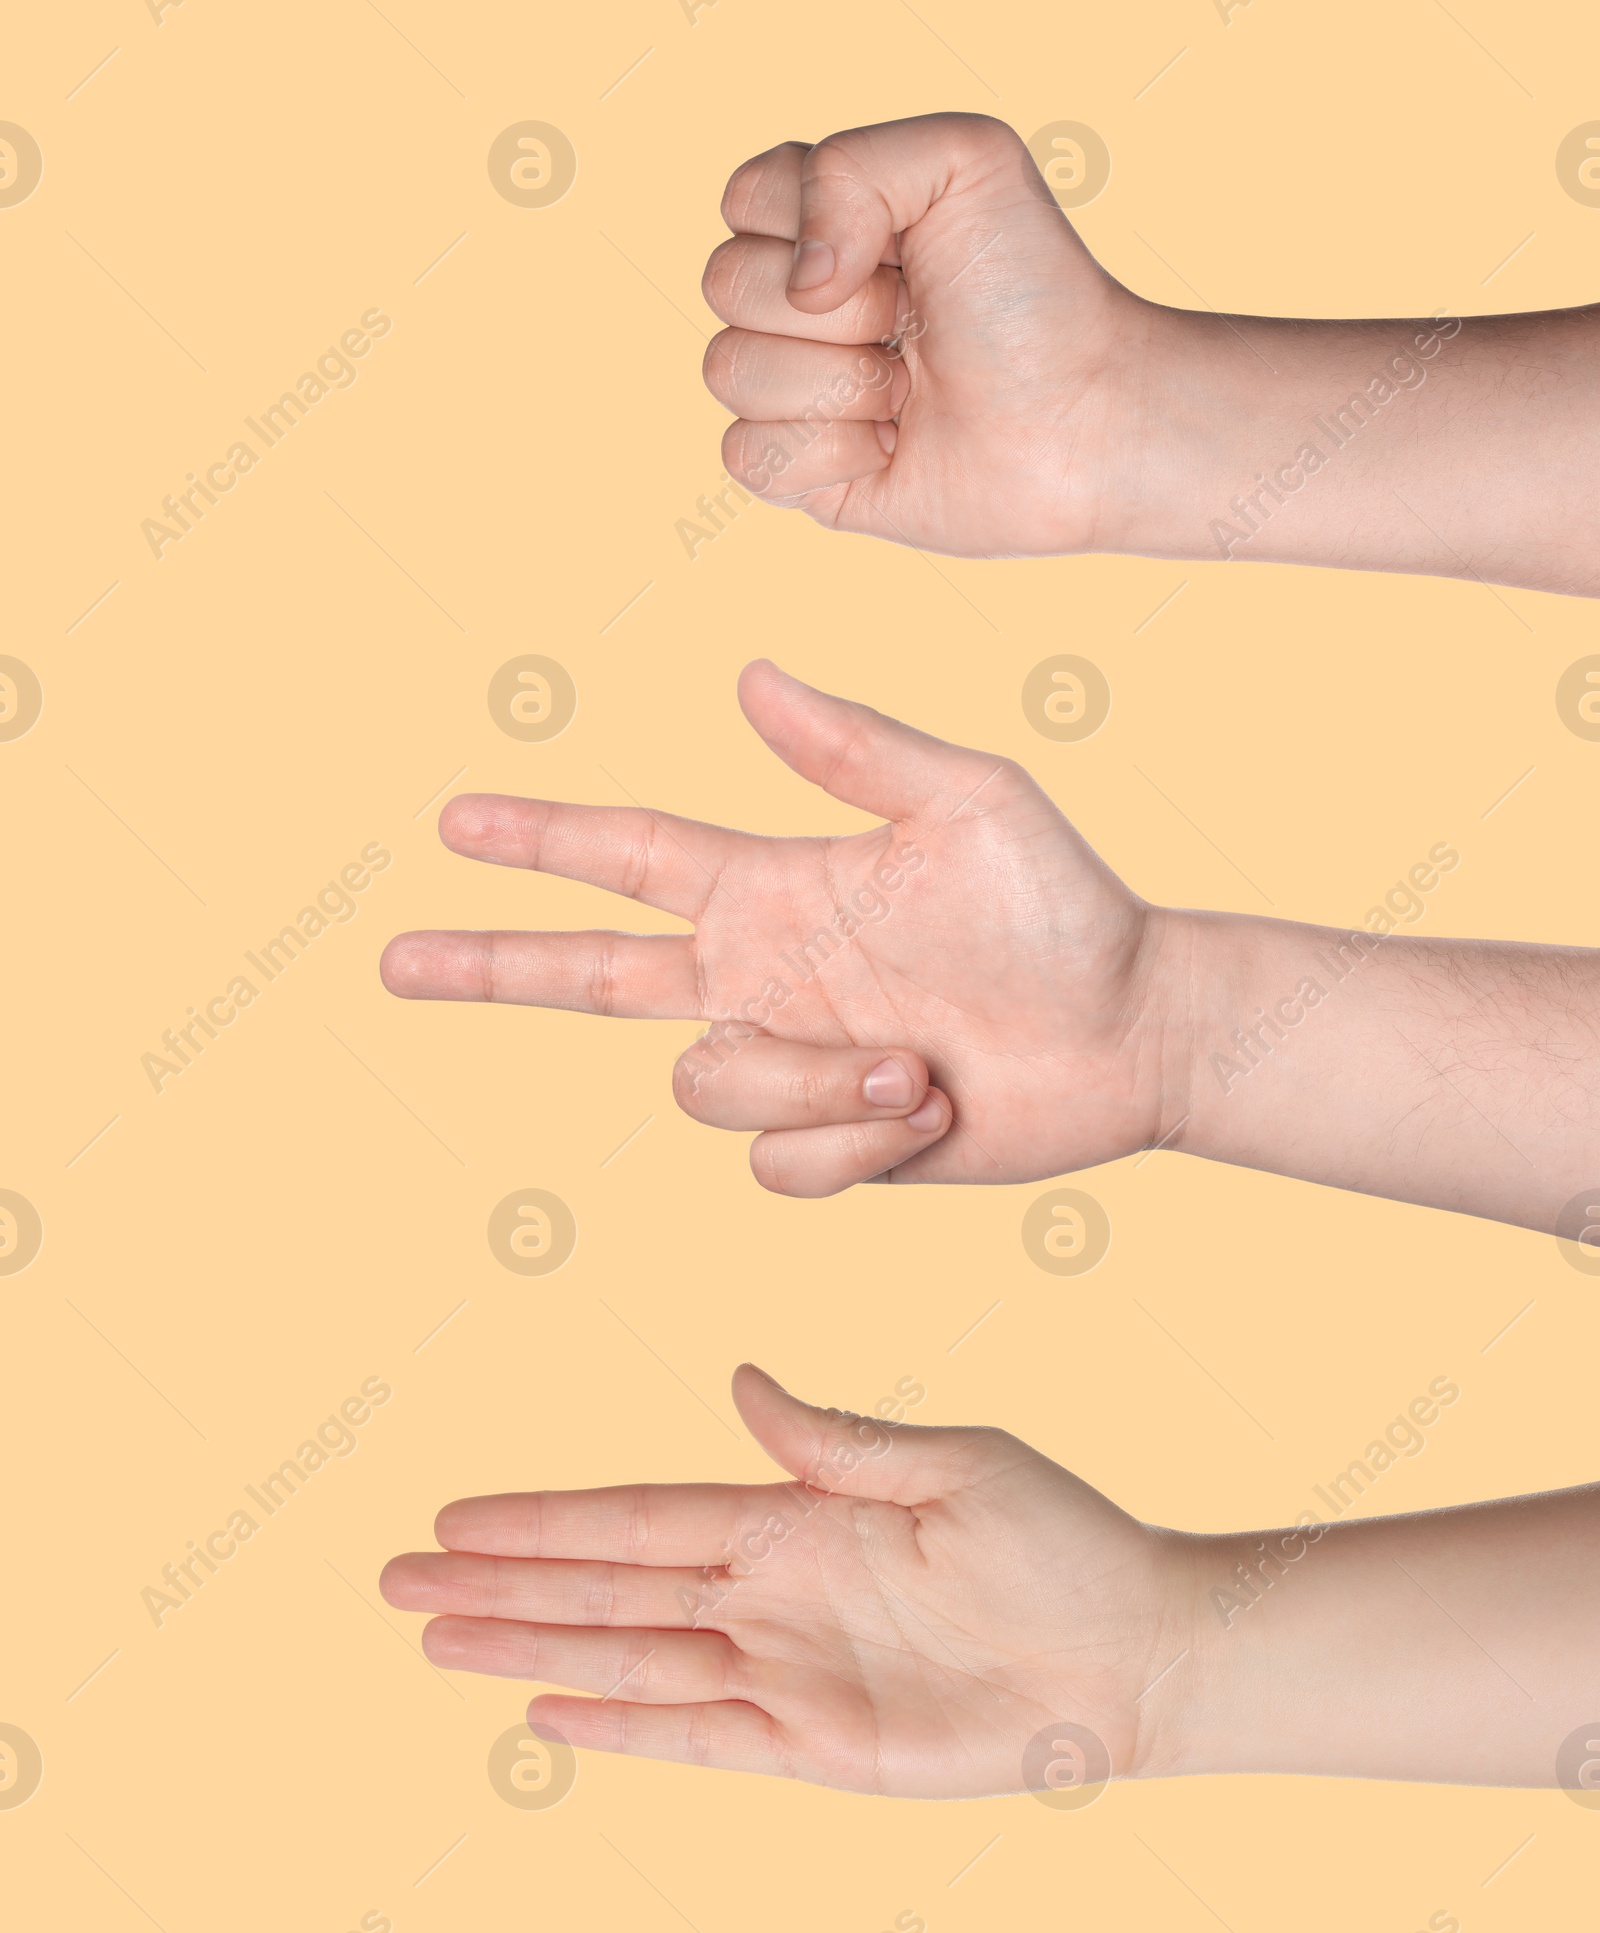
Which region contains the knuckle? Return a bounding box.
[964,754,1030,809]
[719,157,762,229]
[700,238,742,318]
[684,1703,715,1768]
[672,1048,717,1120]
[722,140,808,229]
[803,131,871,186]
[940,111,1020,165]
[722,420,774,491]
[701,330,744,407]
[580,1566,617,1625]
[625,1484,654,1558]
[713,1634,745,1699]
[586,934,619,1018]
[617,815,658,902]
[749,1134,797,1196]
[960,1425,1023,1479]
[956,110,1017,145]
[786,1065,833,1116]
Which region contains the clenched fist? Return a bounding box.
[700,113,1145,557]
[696,113,1600,599]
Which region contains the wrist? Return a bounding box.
[1119,1526,1212,1779]
[1076,301,1257,561]
[1132,1526,1289,1780]
[1130,903,1211,1157]
[1136,906,1324,1166]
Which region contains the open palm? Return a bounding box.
[381,661,1176,1194]
[380,1367,1188,1798]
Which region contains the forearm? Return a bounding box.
[1154,1483,1600,1786]
[1098,299,1600,597]
[1151,906,1600,1234]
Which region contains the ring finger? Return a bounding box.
[674,1036,930,1130]
[422,1618,745,1703]
[704,330,909,424]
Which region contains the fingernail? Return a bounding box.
[906,1095,945,1132]
[875,420,898,456]
[789,238,835,291]
[864,1057,914,1108]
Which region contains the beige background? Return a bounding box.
[4,0,1599,1926]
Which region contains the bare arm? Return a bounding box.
[1151,907,1600,1237]
[1104,303,1600,598]
[1165,1479,1600,1787]
[703,114,1600,598]
[385,660,1599,1234]
[381,1366,1600,1795]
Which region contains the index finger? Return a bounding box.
[435,1482,807,1567]
[721,139,904,266]
[781,113,1037,315]
[439,793,744,920]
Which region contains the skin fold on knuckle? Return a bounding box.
[579,1566,617,1626]
[720,161,765,231]
[785,1062,840,1118]
[799,139,876,210]
[721,141,806,231]
[948,110,1017,159]
[585,935,620,1019]
[505,1621,540,1673]
[672,1049,718,1121]
[713,1635,747,1703]
[721,420,775,493]
[700,238,746,320]
[700,333,738,408]
[776,1123,879,1197]
[749,1133,796,1195]
[750,1131,849,1197]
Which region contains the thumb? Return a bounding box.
[783,112,1052,314]
[732,1364,991,1505]
[737,658,1004,825]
